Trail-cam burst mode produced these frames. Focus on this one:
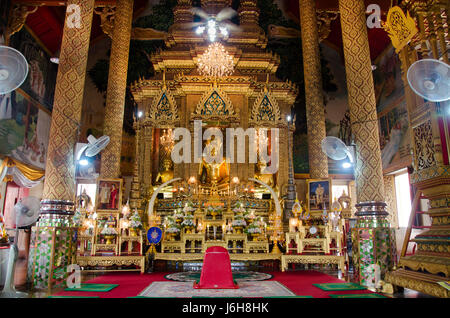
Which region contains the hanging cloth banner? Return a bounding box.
[382,6,418,53]
[0,157,45,188]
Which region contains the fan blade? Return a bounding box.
[191,7,210,20]
[221,21,241,33]
[183,22,204,29]
[216,7,237,21]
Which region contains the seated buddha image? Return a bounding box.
[254,159,274,187]
[155,158,174,184]
[198,136,229,184]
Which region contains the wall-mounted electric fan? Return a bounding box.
[0,45,29,95]
[407,58,450,102]
[75,135,110,161]
[321,136,355,165]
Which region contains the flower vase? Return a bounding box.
[104,235,115,245]
[211,211,217,220]
[252,233,259,241]
[234,226,242,234]
[166,232,174,241]
[129,228,137,236]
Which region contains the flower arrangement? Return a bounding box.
[130,209,143,229]
[206,205,222,214]
[233,201,246,214]
[173,208,185,219]
[183,201,196,213]
[244,223,262,234]
[166,225,181,233]
[181,214,194,227]
[231,217,247,227]
[101,226,117,235]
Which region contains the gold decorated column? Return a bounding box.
[30,0,95,290]
[299,0,329,179]
[339,0,384,202]
[339,0,396,288]
[43,0,95,201]
[100,0,134,178]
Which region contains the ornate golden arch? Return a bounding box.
[192,85,238,122]
[249,88,281,127]
[149,88,179,127]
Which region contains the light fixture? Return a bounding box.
[196,26,205,34]
[197,42,234,77]
[232,176,239,184]
[137,111,143,118]
[50,57,59,64]
[79,159,89,166]
[342,162,352,169]
[286,115,292,122]
[188,176,197,184]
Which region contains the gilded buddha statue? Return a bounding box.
[254,159,274,187]
[155,158,174,184]
[198,135,229,184]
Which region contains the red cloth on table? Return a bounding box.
[193,246,239,289]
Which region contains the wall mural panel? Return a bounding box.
[374,47,412,172]
[9,27,58,112]
[0,90,51,170]
[0,26,54,170]
[293,44,411,175]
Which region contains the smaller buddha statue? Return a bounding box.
[254,159,274,187]
[155,158,174,184]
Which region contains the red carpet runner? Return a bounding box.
[53,271,378,298]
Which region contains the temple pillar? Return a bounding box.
[29,0,95,290]
[299,0,329,179]
[129,118,141,211]
[100,0,134,178]
[339,0,396,287]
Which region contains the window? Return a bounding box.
[395,172,412,228]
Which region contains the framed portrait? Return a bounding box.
[95,178,122,212]
[306,179,332,212]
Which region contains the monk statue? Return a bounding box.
[254,159,274,187]
[155,158,174,184]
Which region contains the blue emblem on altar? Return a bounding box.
[147,227,163,244]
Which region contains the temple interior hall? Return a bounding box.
[0,0,449,302]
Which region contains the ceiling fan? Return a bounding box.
[190,7,241,42]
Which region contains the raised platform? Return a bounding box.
[154,252,282,263]
[385,268,449,298]
[77,255,145,273]
[281,254,346,273]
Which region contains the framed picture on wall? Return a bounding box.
[95,178,122,212]
[306,179,332,212]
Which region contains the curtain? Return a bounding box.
[0,157,45,188]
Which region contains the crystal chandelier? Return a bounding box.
[197,42,234,77]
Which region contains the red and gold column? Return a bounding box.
[42,0,95,201]
[100,0,134,178]
[30,0,95,290]
[339,0,396,287]
[299,0,329,179]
